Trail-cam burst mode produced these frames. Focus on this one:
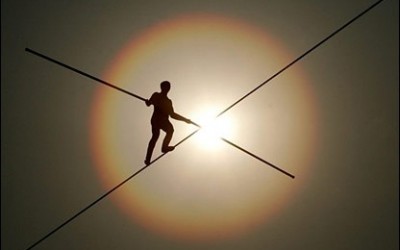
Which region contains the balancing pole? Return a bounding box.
[26,48,291,177]
[190,121,294,178]
[25,48,147,102]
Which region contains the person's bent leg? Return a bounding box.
[162,122,175,153]
[145,127,160,165]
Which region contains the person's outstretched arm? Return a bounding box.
[166,99,191,124]
[168,102,191,123]
[171,112,191,124]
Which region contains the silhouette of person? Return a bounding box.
[145,81,191,165]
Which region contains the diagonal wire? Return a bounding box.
[24,129,199,250]
[216,0,385,118]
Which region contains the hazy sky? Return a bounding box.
[2,0,398,250]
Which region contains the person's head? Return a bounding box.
[160,81,171,93]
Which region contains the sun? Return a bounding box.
[191,106,236,151]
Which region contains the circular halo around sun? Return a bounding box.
[90,13,319,242]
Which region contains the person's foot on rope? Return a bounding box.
[162,146,175,153]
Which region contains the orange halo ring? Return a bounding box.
[89,13,319,242]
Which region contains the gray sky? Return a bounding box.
[2,0,398,249]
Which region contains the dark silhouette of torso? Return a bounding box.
[149,92,173,128]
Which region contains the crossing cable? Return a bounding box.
[24,129,198,250]
[215,0,385,118]
[25,48,289,175]
[23,121,291,250]
[24,129,293,250]
[23,0,385,248]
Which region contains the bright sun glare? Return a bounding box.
[192,107,236,150]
